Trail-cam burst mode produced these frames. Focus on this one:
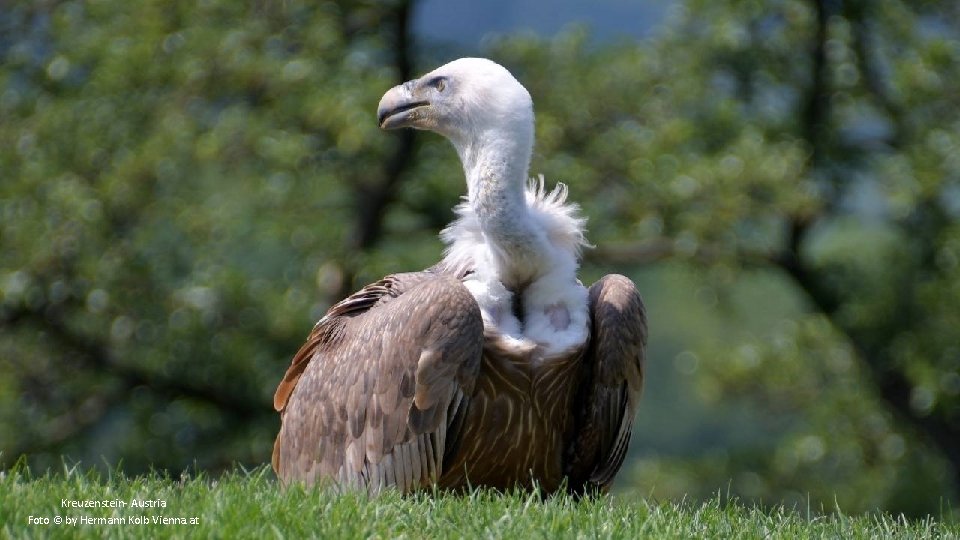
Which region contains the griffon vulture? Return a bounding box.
[273,58,647,495]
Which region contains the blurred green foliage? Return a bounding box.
[1,0,959,517]
[0,0,406,472]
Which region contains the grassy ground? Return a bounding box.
[1,464,957,539]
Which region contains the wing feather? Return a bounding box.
[273,273,483,493]
[564,273,647,494]
[273,271,431,413]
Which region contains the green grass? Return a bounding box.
[1,464,956,539]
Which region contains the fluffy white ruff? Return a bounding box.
[441,177,591,357]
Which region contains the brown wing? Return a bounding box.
[564,273,647,494]
[273,273,484,493]
[273,271,436,414]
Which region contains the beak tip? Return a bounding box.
[377,82,425,130]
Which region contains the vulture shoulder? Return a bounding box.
[273,272,484,492]
[565,273,647,494]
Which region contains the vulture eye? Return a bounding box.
[427,76,447,92]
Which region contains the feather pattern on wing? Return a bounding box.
[564,274,648,494]
[273,273,484,492]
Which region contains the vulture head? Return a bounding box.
[377,58,534,160]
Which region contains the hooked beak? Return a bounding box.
[377,81,430,130]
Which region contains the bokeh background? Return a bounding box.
[2,0,959,518]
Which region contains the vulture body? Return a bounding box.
[273,58,647,495]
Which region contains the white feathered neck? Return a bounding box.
[422,57,591,354]
[419,59,587,290]
[440,176,589,284]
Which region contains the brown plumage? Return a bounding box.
[272,58,648,495]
